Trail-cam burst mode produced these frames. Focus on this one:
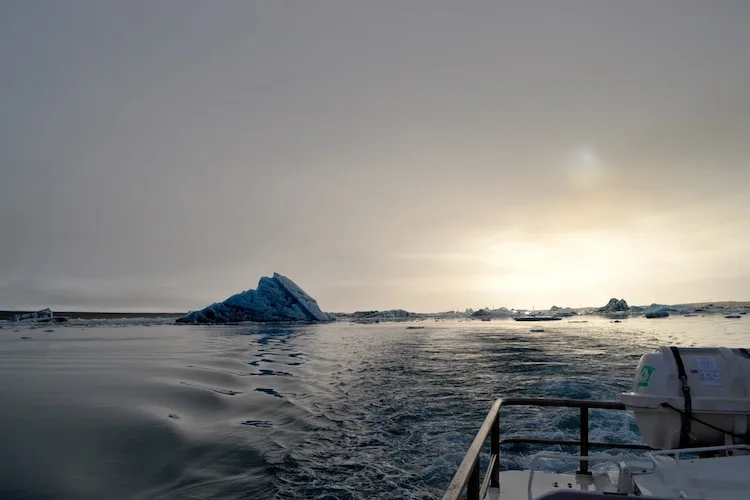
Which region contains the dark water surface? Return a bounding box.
[1,317,748,499]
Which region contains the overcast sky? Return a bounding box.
[2,1,749,312]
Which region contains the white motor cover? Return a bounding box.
[621,346,750,449]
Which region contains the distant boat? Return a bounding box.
[513,316,562,322]
[644,310,669,319]
[725,315,742,319]
[684,314,698,317]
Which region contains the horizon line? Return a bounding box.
[2,299,750,317]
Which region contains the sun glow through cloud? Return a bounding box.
[394,212,749,311]
[569,147,605,188]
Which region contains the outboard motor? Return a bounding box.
[622,346,750,449]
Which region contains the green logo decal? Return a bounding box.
[637,365,655,387]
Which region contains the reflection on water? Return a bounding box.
[0,316,748,499]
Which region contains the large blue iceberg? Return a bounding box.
[177,273,333,323]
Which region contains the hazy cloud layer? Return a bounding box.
[2,1,749,311]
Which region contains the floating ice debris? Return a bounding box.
[250,369,292,377]
[254,387,283,398]
[241,420,273,428]
[177,273,332,324]
[43,329,54,333]
[530,329,545,333]
[20,336,31,340]
[406,326,425,330]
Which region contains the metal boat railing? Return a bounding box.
[441,397,653,500]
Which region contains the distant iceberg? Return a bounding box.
[177,273,333,324]
[597,298,630,316]
[470,307,514,320]
[348,309,413,323]
[644,309,670,319]
[550,305,576,317]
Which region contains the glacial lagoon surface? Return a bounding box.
[1,316,749,500]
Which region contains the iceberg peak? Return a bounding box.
[177,273,332,324]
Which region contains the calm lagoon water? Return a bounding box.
[1,316,748,499]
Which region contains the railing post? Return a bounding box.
[491,413,500,487]
[578,406,590,475]
[467,458,480,500]
[442,398,635,500]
